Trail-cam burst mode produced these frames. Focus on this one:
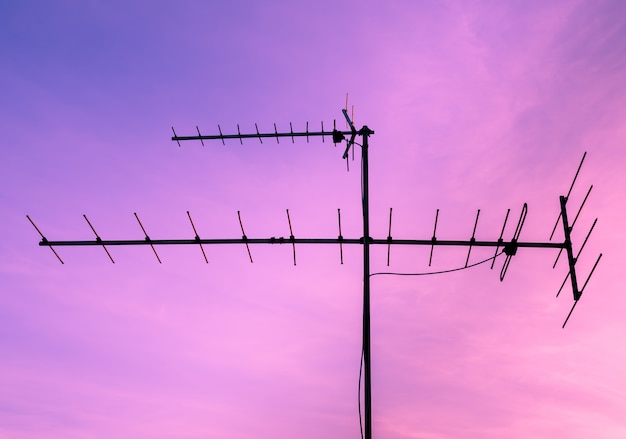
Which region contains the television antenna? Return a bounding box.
[28,108,602,439]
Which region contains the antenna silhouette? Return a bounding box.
[28,109,602,439]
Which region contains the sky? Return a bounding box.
[1,1,625,438]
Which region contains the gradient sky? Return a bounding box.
[1,1,625,438]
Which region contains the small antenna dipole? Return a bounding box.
[237,211,253,263]
[341,108,357,160]
[345,92,355,134]
[490,209,510,269]
[345,93,349,129]
[26,215,64,264]
[386,208,393,266]
[286,209,296,266]
[134,212,162,263]
[187,211,208,263]
[84,214,115,263]
[337,208,344,264]
[428,209,439,266]
[550,151,587,240]
[499,203,527,281]
[464,209,480,267]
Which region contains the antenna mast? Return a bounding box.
[28,109,602,439]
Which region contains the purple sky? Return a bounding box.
[1,1,625,438]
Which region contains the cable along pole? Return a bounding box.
[28,109,602,439]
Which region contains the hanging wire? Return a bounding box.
[370,251,505,277]
[358,345,364,439]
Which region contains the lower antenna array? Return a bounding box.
[29,196,594,326]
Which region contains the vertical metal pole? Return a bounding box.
[361,126,373,439]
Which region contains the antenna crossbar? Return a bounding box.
[38,236,566,249]
[171,129,357,143]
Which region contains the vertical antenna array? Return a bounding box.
[28,109,602,439]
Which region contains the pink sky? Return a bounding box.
[1,1,625,438]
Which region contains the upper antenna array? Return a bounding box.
[28,108,602,439]
[171,120,352,146]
